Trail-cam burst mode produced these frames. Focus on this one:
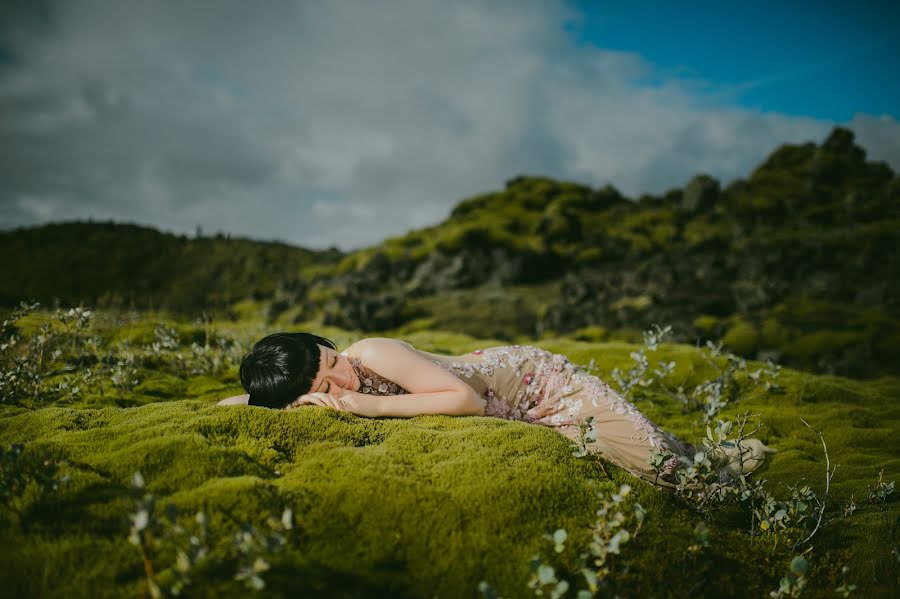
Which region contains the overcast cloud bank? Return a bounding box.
[1,0,897,251]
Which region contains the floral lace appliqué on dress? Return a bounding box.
[426,345,687,467]
[426,345,585,425]
[349,357,409,396]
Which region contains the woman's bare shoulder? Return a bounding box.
[346,337,416,358]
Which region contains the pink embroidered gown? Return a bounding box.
[347,344,697,488]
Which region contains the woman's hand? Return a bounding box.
[287,390,382,418]
[335,390,383,417]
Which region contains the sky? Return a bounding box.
[0,0,897,252]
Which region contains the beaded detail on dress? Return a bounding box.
[349,357,409,396]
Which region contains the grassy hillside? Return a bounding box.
[3,126,899,381]
[330,127,899,379]
[0,221,342,313]
[0,307,897,597]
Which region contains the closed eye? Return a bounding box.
[325,352,338,392]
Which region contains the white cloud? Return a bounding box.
[848,113,900,168]
[0,0,895,251]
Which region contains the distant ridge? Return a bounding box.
[0,220,342,311]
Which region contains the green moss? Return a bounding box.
[782,330,868,361]
[227,299,269,323]
[610,295,653,312]
[760,317,789,348]
[106,319,189,346]
[693,315,721,332]
[2,325,899,597]
[334,252,366,275]
[874,332,900,355]
[133,371,188,399]
[682,217,731,248]
[649,222,677,248]
[571,325,609,342]
[392,284,556,343]
[607,327,644,343]
[0,401,608,598]
[771,297,856,331]
[722,319,761,355]
[573,246,603,264]
[614,231,654,254]
[0,310,900,597]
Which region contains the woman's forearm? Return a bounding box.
[376,389,484,417]
[218,394,250,406]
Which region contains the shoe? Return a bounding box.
[710,438,777,482]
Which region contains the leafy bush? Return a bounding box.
[127,470,294,597]
[609,325,781,423]
[1,303,245,410]
[479,483,646,599]
[0,442,70,527]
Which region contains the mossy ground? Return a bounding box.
[1,313,897,598]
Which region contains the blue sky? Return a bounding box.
[565,0,899,122]
[0,0,898,250]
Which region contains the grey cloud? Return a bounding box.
[848,114,900,170]
[0,0,896,252]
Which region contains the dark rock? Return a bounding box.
[822,126,857,153]
[681,174,720,213]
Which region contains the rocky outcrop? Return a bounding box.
[681,174,720,214]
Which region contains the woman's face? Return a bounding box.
[308,344,358,396]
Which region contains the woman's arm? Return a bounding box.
[217,394,250,406]
[353,338,484,417]
[374,389,484,417]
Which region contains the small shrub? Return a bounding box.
[686,522,711,555]
[2,302,246,408]
[866,468,895,504]
[1,302,94,409]
[834,565,858,597]
[127,471,212,598]
[769,554,809,598]
[479,483,645,598]
[126,470,294,597]
[610,324,674,403]
[611,325,781,423]
[0,442,70,528]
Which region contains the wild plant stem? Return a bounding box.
[794,417,834,549]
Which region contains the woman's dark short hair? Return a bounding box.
[239,332,336,409]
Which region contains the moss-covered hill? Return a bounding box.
[0,313,897,598]
[0,221,343,312]
[3,126,899,379]
[314,126,898,380]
